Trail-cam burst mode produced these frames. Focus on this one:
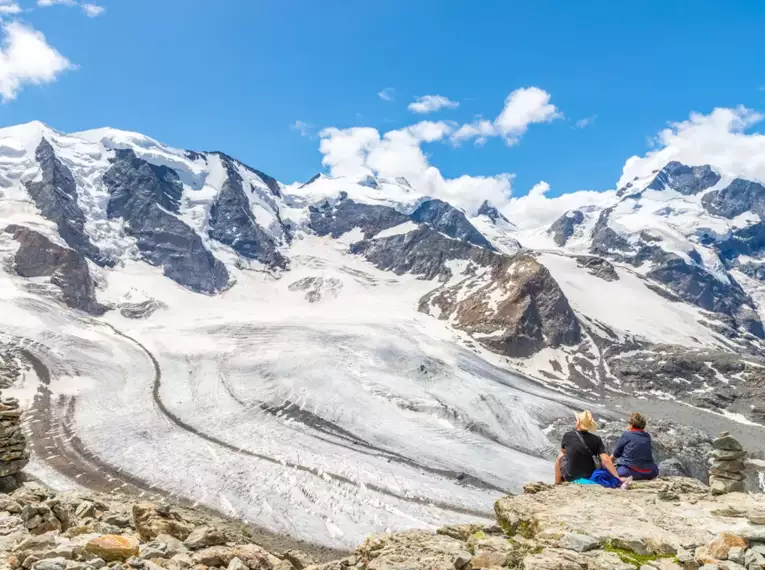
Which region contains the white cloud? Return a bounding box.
[495,87,562,145]
[37,0,104,17]
[408,94,459,114]
[0,21,74,102]
[82,3,104,16]
[290,120,314,138]
[451,119,495,146]
[619,106,765,188]
[0,1,22,15]
[378,87,395,101]
[319,121,512,213]
[502,186,617,230]
[575,115,597,129]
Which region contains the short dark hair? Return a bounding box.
[629,412,647,429]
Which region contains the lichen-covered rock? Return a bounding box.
[131,504,193,542]
[85,535,139,562]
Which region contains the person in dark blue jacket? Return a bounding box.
[611,412,659,480]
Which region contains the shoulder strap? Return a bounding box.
[574,430,592,453]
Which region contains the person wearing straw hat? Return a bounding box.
[554,410,624,485]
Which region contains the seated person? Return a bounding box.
[555,410,623,484]
[611,412,659,480]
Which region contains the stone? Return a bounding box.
[356,531,472,570]
[522,482,553,495]
[0,494,23,513]
[85,535,140,562]
[453,552,471,570]
[183,527,226,550]
[712,435,743,452]
[22,504,61,535]
[14,534,58,555]
[558,533,599,553]
[228,545,273,570]
[709,470,745,481]
[22,556,40,570]
[282,551,315,570]
[74,502,96,520]
[436,524,486,541]
[469,551,507,568]
[31,559,68,570]
[707,533,748,559]
[227,559,248,570]
[710,459,745,472]
[101,514,130,529]
[190,546,231,568]
[132,504,193,542]
[711,450,747,461]
[749,513,765,525]
[710,479,745,495]
[86,560,105,569]
[727,546,745,565]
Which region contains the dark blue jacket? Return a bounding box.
[612,429,656,470]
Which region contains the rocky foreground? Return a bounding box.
[0,477,764,570]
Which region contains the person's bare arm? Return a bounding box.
[600,453,624,482]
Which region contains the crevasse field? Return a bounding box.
[1,227,582,549]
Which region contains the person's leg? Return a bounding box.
[616,465,632,478]
[555,452,565,485]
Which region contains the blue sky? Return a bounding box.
[2,0,765,203]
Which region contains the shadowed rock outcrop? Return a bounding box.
[703,178,765,219]
[5,225,105,315]
[647,161,721,195]
[208,158,287,268]
[24,139,110,266]
[419,254,581,357]
[549,210,584,246]
[103,149,228,294]
[309,196,409,239]
[411,199,494,250]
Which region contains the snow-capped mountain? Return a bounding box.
[2,121,765,547]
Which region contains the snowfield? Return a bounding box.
[0,227,583,549]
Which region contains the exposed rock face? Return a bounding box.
[703,179,765,219]
[103,149,229,294]
[5,225,105,315]
[24,139,109,267]
[549,211,584,246]
[208,158,287,268]
[288,277,342,303]
[419,255,581,357]
[351,226,494,280]
[590,208,633,259]
[410,199,494,250]
[647,161,721,195]
[477,200,512,226]
[118,300,166,320]
[575,255,618,281]
[309,197,409,239]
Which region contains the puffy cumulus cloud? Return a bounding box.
[318,121,512,213]
[0,1,22,15]
[0,21,74,102]
[619,106,765,188]
[502,183,617,230]
[37,0,104,17]
[449,87,562,146]
[495,87,562,145]
[408,94,459,114]
[451,119,495,146]
[378,87,395,101]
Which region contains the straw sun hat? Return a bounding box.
[575,410,597,432]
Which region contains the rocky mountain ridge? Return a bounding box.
[3,122,765,422]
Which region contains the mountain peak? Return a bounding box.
[646,160,721,195]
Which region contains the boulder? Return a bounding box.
[132,504,193,542]
[469,550,506,568]
[558,533,599,553]
[22,504,61,535]
[183,527,226,550]
[85,535,140,562]
[707,533,748,559]
[282,551,315,570]
[713,434,743,451]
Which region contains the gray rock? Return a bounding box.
[101,513,130,528]
[558,533,600,552]
[647,161,720,195]
[208,156,287,268]
[32,558,68,570]
[713,435,743,451]
[103,149,229,294]
[309,196,409,240]
[702,178,765,219]
[410,199,494,250]
[710,478,745,495]
[227,558,248,570]
[86,560,105,569]
[575,255,619,281]
[548,210,584,246]
[477,200,513,226]
[282,550,316,570]
[5,225,106,316]
[24,139,110,266]
[118,300,166,320]
[183,526,226,550]
[728,546,745,565]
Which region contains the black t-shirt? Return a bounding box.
[561,430,606,481]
